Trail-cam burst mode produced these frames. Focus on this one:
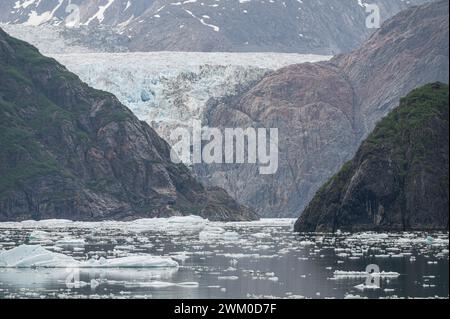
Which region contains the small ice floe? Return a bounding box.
[422,284,436,288]
[354,283,380,291]
[124,281,199,288]
[332,270,400,279]
[0,245,178,268]
[344,294,368,299]
[218,276,239,281]
[299,241,315,247]
[251,232,270,239]
[55,238,86,246]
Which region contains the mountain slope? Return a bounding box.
[194,0,449,217]
[295,83,449,232]
[0,28,256,222]
[0,0,430,54]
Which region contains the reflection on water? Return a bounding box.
[0,218,448,299]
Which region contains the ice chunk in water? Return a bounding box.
[0,245,78,268]
[0,245,178,268]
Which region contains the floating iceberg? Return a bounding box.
[0,245,178,269]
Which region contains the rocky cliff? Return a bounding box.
[0,28,256,222]
[194,0,449,217]
[295,83,449,232]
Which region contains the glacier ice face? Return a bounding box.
[47,52,331,145]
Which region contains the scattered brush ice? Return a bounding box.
[218,276,239,281]
[55,238,86,246]
[345,294,368,299]
[0,216,208,235]
[252,232,270,239]
[125,281,199,288]
[199,226,240,242]
[84,256,178,268]
[333,271,400,279]
[299,241,315,247]
[0,245,178,269]
[354,283,381,291]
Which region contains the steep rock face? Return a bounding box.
[0,0,429,54]
[334,0,450,137]
[196,63,358,216]
[295,83,449,232]
[0,28,256,222]
[194,0,449,217]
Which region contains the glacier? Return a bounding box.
[46,52,331,145]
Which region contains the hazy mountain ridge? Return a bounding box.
[0,0,431,54]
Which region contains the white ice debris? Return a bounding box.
[299,240,315,247]
[199,226,240,242]
[354,283,381,291]
[0,245,178,268]
[218,276,239,280]
[333,270,400,279]
[55,238,86,246]
[0,216,208,234]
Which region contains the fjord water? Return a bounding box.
[0,218,448,299]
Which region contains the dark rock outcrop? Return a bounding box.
[194,0,449,217]
[295,83,449,232]
[0,28,257,222]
